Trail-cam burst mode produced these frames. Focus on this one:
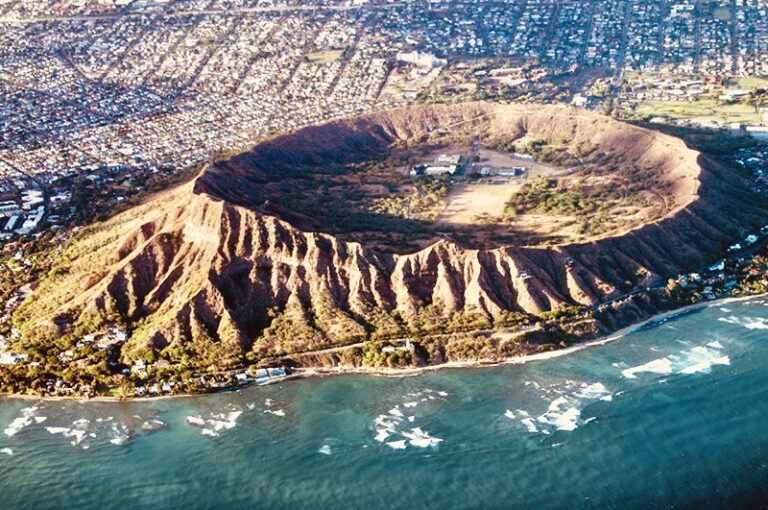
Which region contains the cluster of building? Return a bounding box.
[1,1,768,246]
[410,154,464,177]
[373,0,768,74]
[671,143,768,301]
[0,2,408,244]
[0,184,48,240]
[129,361,288,397]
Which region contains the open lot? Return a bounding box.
[437,180,522,225]
[306,49,345,64]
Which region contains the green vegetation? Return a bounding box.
[520,139,582,167]
[368,177,450,223]
[507,178,600,216]
[635,99,763,124]
[734,76,768,90]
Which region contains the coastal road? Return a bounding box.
[276,324,539,363]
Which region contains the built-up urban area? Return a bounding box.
[2,0,768,242]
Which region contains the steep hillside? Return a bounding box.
[12,102,768,372]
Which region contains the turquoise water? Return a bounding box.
[2,299,768,510]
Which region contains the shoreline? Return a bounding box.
[2,292,765,403]
[292,293,764,381]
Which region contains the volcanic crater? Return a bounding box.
[14,102,768,367]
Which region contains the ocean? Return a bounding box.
[1,298,768,509]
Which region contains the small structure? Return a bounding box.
[436,154,461,165]
[410,164,426,176]
[382,340,415,353]
[424,165,457,176]
[0,201,20,217]
[479,166,525,177]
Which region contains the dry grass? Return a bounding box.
[306,49,345,64]
[437,181,521,225]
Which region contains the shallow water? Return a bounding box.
[2,299,768,509]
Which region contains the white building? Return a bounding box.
[396,51,447,68]
[425,165,457,176]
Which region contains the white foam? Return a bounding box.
[0,447,12,456]
[623,343,731,380]
[407,416,415,422]
[514,380,616,434]
[403,402,418,408]
[209,411,242,432]
[4,416,32,437]
[374,414,402,430]
[400,427,443,448]
[554,408,580,431]
[109,426,130,446]
[520,417,538,433]
[437,391,448,397]
[622,357,673,379]
[72,418,89,429]
[374,429,391,442]
[388,407,403,417]
[719,315,768,330]
[679,355,730,374]
[575,382,612,401]
[264,409,285,417]
[3,406,39,437]
[386,439,407,449]
[318,445,332,455]
[45,426,70,434]
[45,426,87,446]
[679,360,718,374]
[188,410,242,437]
[536,397,581,431]
[186,416,205,426]
[141,420,166,431]
[744,318,768,330]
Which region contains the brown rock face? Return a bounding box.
[18,103,768,360]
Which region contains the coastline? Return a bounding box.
[2,292,765,403]
[292,293,765,382]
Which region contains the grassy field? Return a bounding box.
[306,49,345,64]
[735,76,768,90]
[635,99,763,124]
